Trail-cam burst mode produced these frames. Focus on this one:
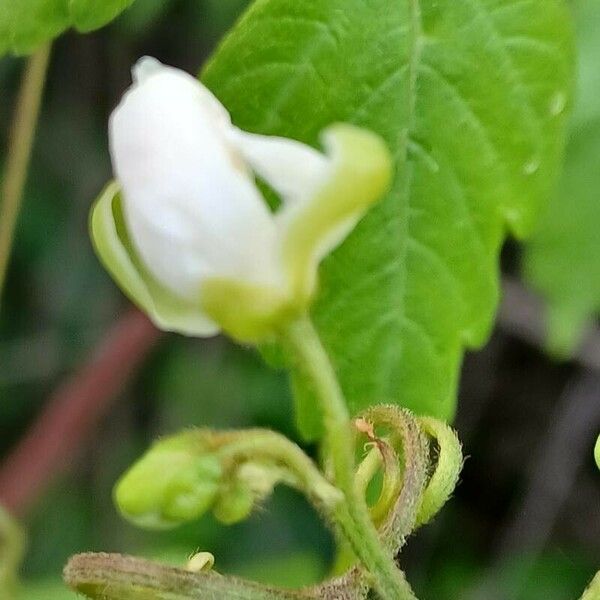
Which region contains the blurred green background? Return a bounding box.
[1,1,599,599]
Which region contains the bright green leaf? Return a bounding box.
[0,0,136,56]
[524,0,600,356]
[203,0,573,437]
[69,0,137,32]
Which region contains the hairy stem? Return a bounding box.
[214,429,343,511]
[0,44,51,304]
[280,316,417,600]
[415,417,462,528]
[65,553,310,600]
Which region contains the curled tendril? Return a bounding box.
[358,406,429,553]
[352,406,463,545]
[354,418,404,527]
[65,408,463,600]
[415,416,463,528]
[321,407,463,599]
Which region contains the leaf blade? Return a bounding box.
[204,0,573,436]
[524,1,600,356]
[0,0,136,55]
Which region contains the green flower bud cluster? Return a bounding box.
[114,431,296,530]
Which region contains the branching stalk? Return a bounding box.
[213,429,343,512]
[280,316,417,600]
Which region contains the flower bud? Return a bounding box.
[114,435,222,530]
[92,57,392,342]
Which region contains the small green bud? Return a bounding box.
[213,463,280,525]
[114,437,222,529]
[595,435,600,471]
[213,480,255,526]
[113,428,335,533]
[186,552,215,573]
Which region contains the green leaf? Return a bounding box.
[203,0,573,437]
[69,0,136,32]
[0,0,136,56]
[524,0,600,356]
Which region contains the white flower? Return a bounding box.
[91,57,392,341]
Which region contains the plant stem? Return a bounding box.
[0,505,25,599]
[280,316,416,600]
[215,429,343,511]
[65,553,310,600]
[0,43,51,306]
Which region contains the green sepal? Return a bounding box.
[90,182,218,336]
[282,124,393,303]
[201,278,299,343]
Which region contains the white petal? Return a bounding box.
[90,183,219,337]
[133,56,231,129]
[132,56,164,84]
[110,59,282,301]
[227,128,330,204]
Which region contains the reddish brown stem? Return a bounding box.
[0,310,162,515]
